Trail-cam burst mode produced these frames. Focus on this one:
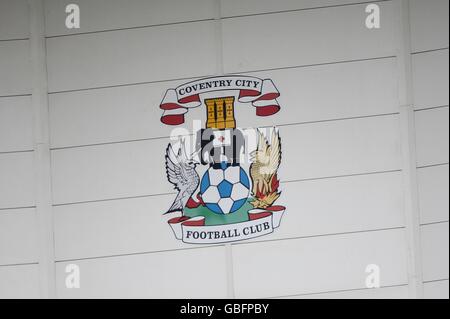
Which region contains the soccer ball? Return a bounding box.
[200,164,250,214]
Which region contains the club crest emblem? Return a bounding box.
[160,76,286,244]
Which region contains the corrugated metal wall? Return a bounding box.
[0,0,448,298]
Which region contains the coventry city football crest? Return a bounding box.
[160,75,286,244]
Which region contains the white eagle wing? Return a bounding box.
[165,141,200,214]
[165,143,193,191]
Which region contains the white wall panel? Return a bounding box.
[0,0,29,40]
[46,21,216,92]
[412,49,449,110]
[420,222,449,282]
[280,285,409,299]
[49,79,188,148]
[0,152,35,209]
[49,57,398,148]
[280,115,401,180]
[0,208,38,265]
[51,139,170,204]
[424,280,449,299]
[417,164,449,224]
[255,171,404,243]
[0,96,33,152]
[0,264,40,298]
[409,0,449,53]
[54,195,183,261]
[222,1,395,73]
[45,0,215,36]
[415,107,449,167]
[232,229,408,298]
[0,40,31,96]
[237,58,398,128]
[221,0,378,17]
[53,171,403,261]
[55,246,228,298]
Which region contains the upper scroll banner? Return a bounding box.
[160,75,280,125]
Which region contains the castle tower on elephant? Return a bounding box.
[205,97,236,129]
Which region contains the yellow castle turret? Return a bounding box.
[205,97,236,129]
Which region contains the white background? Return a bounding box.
[0,0,448,298]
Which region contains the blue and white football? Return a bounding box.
[200,163,250,214]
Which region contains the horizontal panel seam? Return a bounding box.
[237,55,397,75]
[54,226,405,263]
[0,149,34,155]
[45,18,215,39]
[0,205,36,212]
[48,74,213,95]
[0,38,29,42]
[0,262,38,268]
[420,221,449,227]
[55,245,224,263]
[414,105,449,113]
[273,112,399,128]
[423,278,449,284]
[50,112,400,151]
[53,192,176,207]
[417,162,449,169]
[222,0,391,20]
[266,282,408,299]
[411,47,449,55]
[231,226,405,247]
[47,55,396,95]
[282,169,402,184]
[52,168,402,207]
[0,93,32,98]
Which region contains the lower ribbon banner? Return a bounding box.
[167,206,285,244]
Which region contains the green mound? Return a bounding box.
[184,199,254,226]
